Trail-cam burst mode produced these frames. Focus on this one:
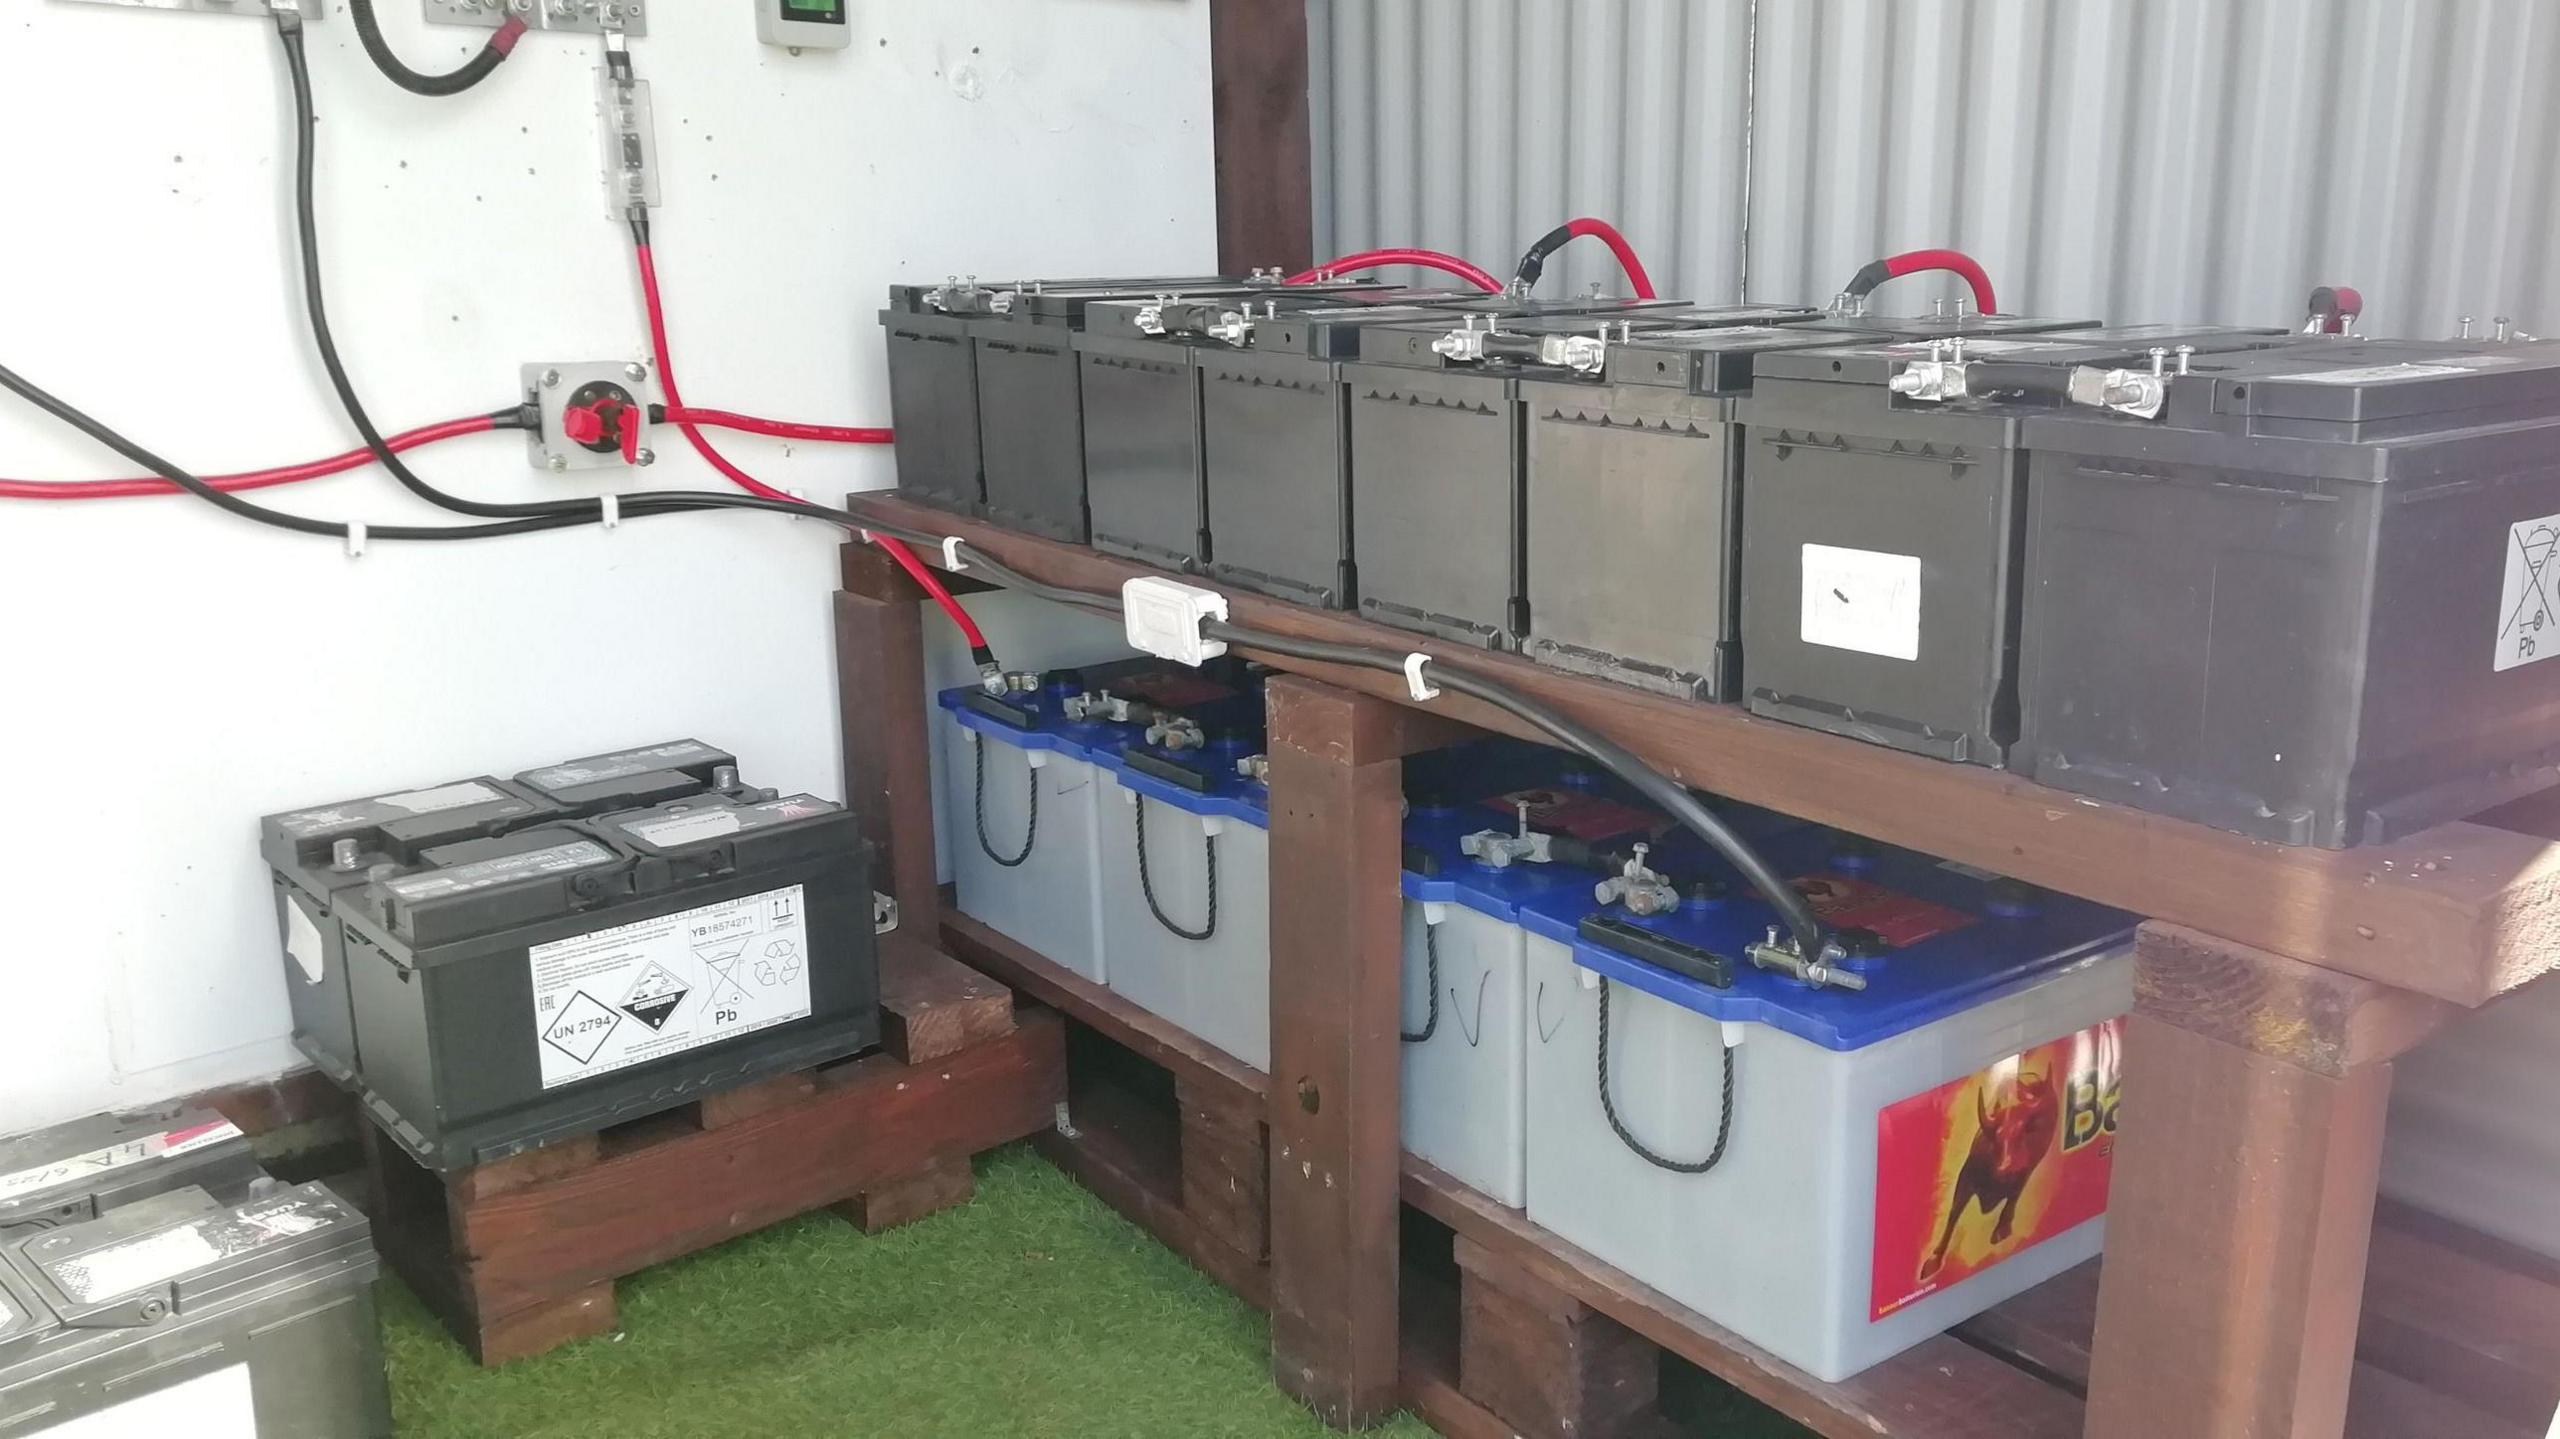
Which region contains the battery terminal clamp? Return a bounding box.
[1459,799,1555,869]
[1144,715,1207,752]
[1746,925,1870,992]
[1431,317,1614,376]
[1235,753,1271,784]
[2065,345,2191,419]
[1061,689,1156,726]
[1593,842,1680,916]
[1886,339,1974,403]
[979,669,1042,698]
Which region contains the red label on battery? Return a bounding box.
[1482,787,1662,842]
[1870,1018,2123,1321]
[1790,874,1977,948]
[1109,673,1238,709]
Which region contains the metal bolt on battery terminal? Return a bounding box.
[1235,753,1271,784]
[1061,689,1154,725]
[1459,799,1556,869]
[1144,715,1206,751]
[1746,924,1871,992]
[1593,843,1679,916]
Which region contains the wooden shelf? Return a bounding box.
[848,491,2560,1008]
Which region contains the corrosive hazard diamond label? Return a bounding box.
[2495,513,2560,672]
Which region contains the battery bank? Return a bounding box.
[262,775,566,1087]
[315,788,877,1170]
[513,739,739,815]
[937,658,1258,984]
[1092,689,1272,1070]
[1736,324,2290,764]
[2018,339,2560,844]
[0,1108,257,1238]
[1515,315,1869,698]
[0,1182,390,1437]
[1520,824,2135,1382]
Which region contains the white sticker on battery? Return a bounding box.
[373,780,502,814]
[526,884,812,1091]
[2494,512,2560,672]
[285,898,327,985]
[620,809,743,847]
[0,1120,242,1203]
[50,1223,223,1304]
[1801,545,1922,661]
[36,1363,257,1439]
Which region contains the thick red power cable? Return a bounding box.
[1879,249,1998,316]
[665,407,892,445]
[0,413,500,500]
[1285,247,1504,292]
[1561,219,1656,299]
[632,242,990,653]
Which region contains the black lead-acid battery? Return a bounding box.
[1522,315,1880,699]
[1197,298,1492,609]
[1341,301,1754,650]
[1076,288,1477,573]
[0,1182,391,1436]
[1734,322,2285,765]
[2018,339,2560,845]
[261,776,566,1087]
[331,790,878,1169]
[0,1107,259,1238]
[513,738,739,815]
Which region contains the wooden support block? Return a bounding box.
[2087,925,2424,1439]
[837,1154,976,1234]
[694,1071,818,1130]
[878,932,1017,1064]
[467,1282,618,1367]
[834,574,943,939]
[1263,676,1415,1428]
[1178,1074,1269,1262]
[1454,1233,1660,1439]
[449,1135,602,1206]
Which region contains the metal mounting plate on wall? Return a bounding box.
[425,0,646,39]
[56,0,322,23]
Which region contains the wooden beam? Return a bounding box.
[2085,928,2409,1439]
[833,578,943,938]
[840,492,2560,1006]
[1263,676,1408,1426]
[1209,0,1314,276]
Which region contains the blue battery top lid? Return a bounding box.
[937,669,1274,826]
[936,680,1140,763]
[1091,728,1271,828]
[1517,817,2135,1052]
[1399,742,1682,921]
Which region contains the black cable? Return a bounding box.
[1132,794,1217,941]
[348,0,523,98]
[1400,922,1440,1044]
[1596,978,1734,1174]
[971,739,1037,868]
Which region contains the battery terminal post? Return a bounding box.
[1746,925,1870,992]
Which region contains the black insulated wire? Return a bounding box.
[348,0,523,98]
[1597,978,1735,1174]
[1400,923,1440,1044]
[972,739,1037,868]
[1509,223,1576,292]
[1132,794,1217,942]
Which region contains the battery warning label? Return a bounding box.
[2495,512,2560,672]
[527,885,811,1090]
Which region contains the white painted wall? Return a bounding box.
[0,0,1214,1131]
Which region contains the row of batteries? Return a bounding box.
[885,274,2560,850]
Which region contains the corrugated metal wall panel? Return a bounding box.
[1311,0,2560,334]
[1308,0,2560,1256]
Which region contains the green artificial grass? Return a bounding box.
[383,1144,1805,1437]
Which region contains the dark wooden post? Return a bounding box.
[1210,0,1315,275]
[836,543,948,940]
[2084,923,2455,1439]
[1261,675,1434,1426]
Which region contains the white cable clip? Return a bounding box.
[344,521,366,559]
[940,535,968,571]
[856,528,874,544]
[598,494,621,529]
[1404,652,1440,701]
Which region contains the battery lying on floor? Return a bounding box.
[0,1181,391,1437]
[2017,338,2560,844]
[1519,820,2135,1382]
[0,1108,257,1238]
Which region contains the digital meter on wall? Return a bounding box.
[758,0,852,50]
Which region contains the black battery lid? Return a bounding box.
[0,1109,250,1229]
[1757,333,2128,385]
[383,827,621,904]
[605,794,853,860]
[260,777,561,871]
[2193,342,2560,425]
[515,739,736,813]
[1604,322,1896,391]
[992,277,1388,329]
[12,1183,368,1327]
[0,1260,54,1362]
[1788,310,2098,338]
[1247,304,1489,357]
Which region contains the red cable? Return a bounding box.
[0,413,500,501]
[1561,219,1656,299]
[665,407,892,445]
[1878,249,1998,315]
[632,242,991,655]
[1285,248,1504,292]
